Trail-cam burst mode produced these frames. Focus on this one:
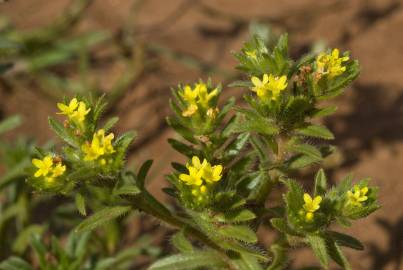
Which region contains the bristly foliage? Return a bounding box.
[1,25,379,270]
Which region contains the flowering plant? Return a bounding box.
[1,32,379,270]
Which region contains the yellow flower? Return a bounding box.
[32,155,66,182]
[302,193,322,222]
[57,98,78,116]
[179,83,219,117]
[180,85,199,117]
[57,98,90,125]
[197,83,218,106]
[179,166,203,186]
[347,185,369,206]
[201,163,223,184]
[82,129,115,162]
[52,163,66,178]
[70,102,90,124]
[316,48,349,78]
[245,50,257,60]
[32,155,53,178]
[251,74,287,101]
[179,156,223,192]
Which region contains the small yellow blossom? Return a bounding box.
[57,98,90,125]
[32,155,66,182]
[347,185,369,206]
[180,85,199,117]
[57,98,78,116]
[316,48,349,78]
[70,102,90,123]
[179,83,218,117]
[197,83,218,106]
[82,129,115,162]
[251,74,287,101]
[245,50,257,60]
[179,166,203,186]
[201,162,223,184]
[302,193,322,222]
[179,156,223,199]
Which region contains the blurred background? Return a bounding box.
[0,0,402,269]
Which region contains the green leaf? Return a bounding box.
[270,218,300,236]
[0,257,33,270]
[234,108,279,135]
[137,160,153,189]
[223,133,250,160]
[283,179,304,213]
[297,125,334,140]
[306,235,329,269]
[168,138,198,157]
[166,117,197,144]
[12,226,45,254]
[171,230,193,253]
[289,143,322,161]
[75,206,132,233]
[0,115,22,135]
[216,209,256,223]
[75,193,87,216]
[231,252,264,270]
[48,117,79,147]
[113,185,141,196]
[325,238,351,270]
[311,106,338,118]
[267,243,288,270]
[326,231,364,250]
[148,251,227,270]
[219,225,258,243]
[314,169,327,196]
[103,116,119,132]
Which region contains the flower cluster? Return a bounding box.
[179,156,223,204]
[316,48,349,78]
[32,155,66,184]
[81,129,115,165]
[180,82,218,118]
[347,185,369,206]
[300,193,322,222]
[57,98,90,126]
[250,74,288,101]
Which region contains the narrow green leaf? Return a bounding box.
[325,238,351,270]
[137,160,153,189]
[297,125,334,140]
[75,206,131,233]
[75,193,87,216]
[306,235,329,269]
[270,218,300,236]
[0,115,22,135]
[149,251,227,270]
[12,226,45,254]
[48,117,78,147]
[0,257,33,270]
[311,106,338,118]
[314,169,327,196]
[168,139,197,157]
[216,209,256,223]
[113,185,141,196]
[103,117,119,132]
[289,143,322,160]
[219,225,258,243]
[171,230,193,253]
[326,231,364,250]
